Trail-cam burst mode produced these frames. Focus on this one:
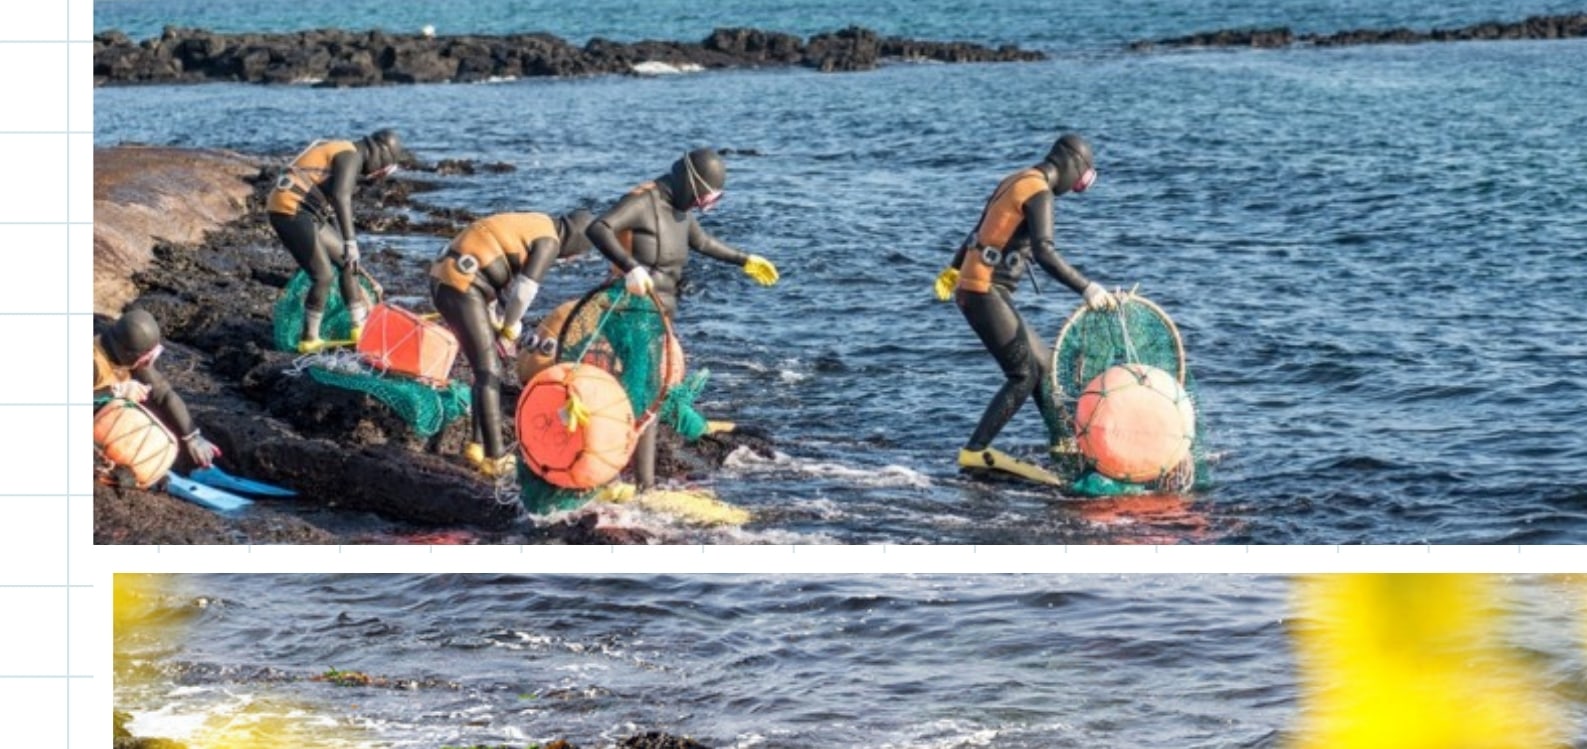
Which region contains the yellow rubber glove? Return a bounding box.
[934,267,960,301]
[743,255,779,286]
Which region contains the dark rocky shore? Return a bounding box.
[93,25,1044,86]
[1128,12,1587,50]
[93,146,770,545]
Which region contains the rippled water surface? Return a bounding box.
[113,574,1587,748]
[94,1,1587,543]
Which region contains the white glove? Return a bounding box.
[342,239,361,269]
[625,266,654,296]
[110,378,151,402]
[181,430,222,469]
[499,277,540,330]
[1083,282,1118,311]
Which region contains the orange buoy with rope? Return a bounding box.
[515,362,635,489]
[93,399,178,489]
[1073,363,1196,484]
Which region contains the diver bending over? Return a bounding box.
[267,129,411,353]
[585,147,779,490]
[429,210,595,477]
[935,133,1117,484]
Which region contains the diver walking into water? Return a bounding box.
[267,129,411,353]
[935,133,1118,484]
[585,147,780,490]
[429,210,595,477]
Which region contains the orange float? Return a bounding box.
[1073,364,1196,483]
[516,363,635,489]
[516,299,578,385]
[93,399,178,489]
[357,303,459,385]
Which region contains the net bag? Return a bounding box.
[518,282,682,513]
[1051,294,1205,494]
[93,399,178,489]
[271,270,380,352]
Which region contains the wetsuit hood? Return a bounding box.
[103,309,162,366]
[359,128,412,177]
[557,209,595,259]
[667,148,726,212]
[1044,133,1096,195]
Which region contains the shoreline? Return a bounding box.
[1128,11,1587,50]
[93,145,770,545]
[92,25,1044,87]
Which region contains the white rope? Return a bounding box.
[283,349,370,378]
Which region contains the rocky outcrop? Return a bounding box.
[1128,12,1587,50]
[94,147,259,316]
[93,147,774,544]
[93,25,1045,86]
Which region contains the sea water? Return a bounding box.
[94,1,1587,543]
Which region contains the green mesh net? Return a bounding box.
[304,361,472,439]
[519,283,701,515]
[1049,295,1209,496]
[271,270,379,352]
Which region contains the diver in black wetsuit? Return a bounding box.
[92,309,221,470]
[585,147,780,490]
[934,133,1118,483]
[428,210,595,477]
[267,129,411,353]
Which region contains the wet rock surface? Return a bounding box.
[94,25,1045,86]
[1128,12,1587,50]
[94,147,774,544]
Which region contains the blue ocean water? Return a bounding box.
[93,1,1587,543]
[112,574,1587,748]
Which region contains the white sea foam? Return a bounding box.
[630,60,704,75]
[724,447,933,488]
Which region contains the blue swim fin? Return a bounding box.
[189,466,297,497]
[166,473,253,512]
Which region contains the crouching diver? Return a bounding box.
[93,309,221,470]
[267,129,411,353]
[430,210,596,477]
[934,133,1118,485]
[585,147,780,490]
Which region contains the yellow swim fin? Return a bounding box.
[593,482,750,526]
[958,447,1064,487]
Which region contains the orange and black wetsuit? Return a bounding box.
[429,212,581,462]
[952,167,1093,452]
[586,178,749,488]
[266,139,369,340]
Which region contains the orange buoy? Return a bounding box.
[93,399,178,489]
[516,299,578,385]
[1073,364,1196,483]
[357,303,459,385]
[516,363,635,489]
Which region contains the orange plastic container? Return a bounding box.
[356,303,459,386]
[93,399,178,489]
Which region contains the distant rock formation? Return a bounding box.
[92,25,1045,86]
[1128,12,1587,50]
